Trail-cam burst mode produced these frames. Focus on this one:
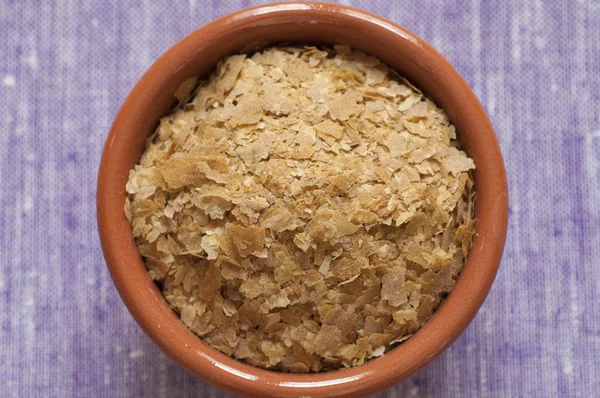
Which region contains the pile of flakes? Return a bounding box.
[125,45,475,373]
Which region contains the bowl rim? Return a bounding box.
[97,2,508,397]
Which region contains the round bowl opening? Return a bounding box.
[97,3,508,397]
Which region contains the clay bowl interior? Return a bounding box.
[97,2,508,397]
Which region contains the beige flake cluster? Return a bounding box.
[125,45,475,372]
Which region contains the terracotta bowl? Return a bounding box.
[97,2,508,397]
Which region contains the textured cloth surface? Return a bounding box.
[1,1,599,397]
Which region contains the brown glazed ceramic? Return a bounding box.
[97,3,508,397]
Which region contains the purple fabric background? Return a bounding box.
[1,1,599,397]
